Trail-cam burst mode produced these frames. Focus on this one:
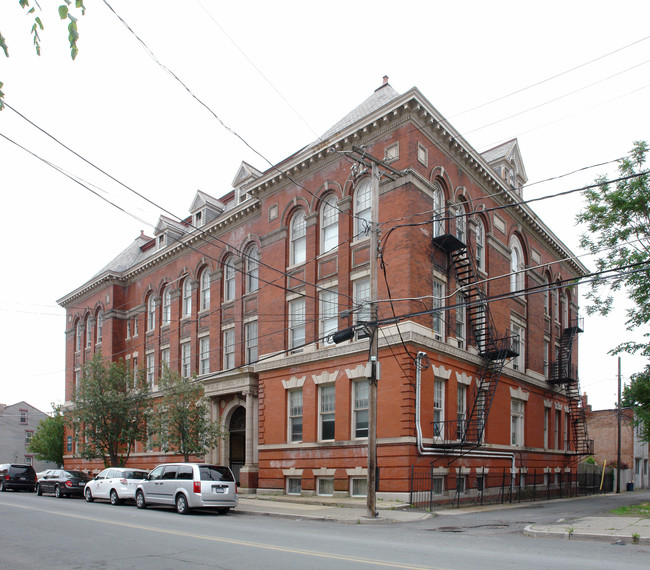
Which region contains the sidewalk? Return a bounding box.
[235,495,431,524]
[235,493,650,543]
[525,516,650,545]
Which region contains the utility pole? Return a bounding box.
[367,161,379,519]
[616,356,622,493]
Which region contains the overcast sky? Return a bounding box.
[1,0,649,413]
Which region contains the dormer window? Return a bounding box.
[158,234,166,249]
[195,210,203,227]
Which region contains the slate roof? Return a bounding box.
[481,139,518,164]
[92,234,154,278]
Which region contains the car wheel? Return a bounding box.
[54,485,63,498]
[36,484,42,496]
[84,487,94,502]
[175,494,190,515]
[217,507,230,515]
[110,489,121,506]
[135,490,146,509]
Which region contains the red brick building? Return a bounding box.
[58,80,590,500]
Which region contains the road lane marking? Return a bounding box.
[0,501,445,569]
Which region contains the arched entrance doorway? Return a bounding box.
[229,406,246,484]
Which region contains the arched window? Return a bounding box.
[246,245,259,293]
[475,217,486,271]
[223,257,236,302]
[354,179,372,239]
[162,286,171,325]
[455,202,467,244]
[562,291,569,328]
[85,315,92,348]
[320,194,338,253]
[182,277,192,317]
[147,294,156,331]
[290,210,306,266]
[96,310,103,344]
[432,183,444,237]
[510,236,525,292]
[75,319,82,352]
[543,273,551,316]
[199,268,210,311]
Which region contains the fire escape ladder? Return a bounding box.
[548,317,591,454]
[431,233,519,449]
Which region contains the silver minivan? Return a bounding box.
[135,463,237,515]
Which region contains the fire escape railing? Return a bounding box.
[547,316,592,454]
[431,231,519,449]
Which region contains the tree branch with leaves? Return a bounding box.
[0,1,86,110]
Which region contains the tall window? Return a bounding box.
[288,389,303,442]
[475,217,485,271]
[85,315,92,348]
[199,337,210,375]
[354,179,372,239]
[321,194,339,253]
[511,399,525,446]
[353,380,369,438]
[182,278,192,317]
[223,257,236,302]
[162,287,171,325]
[353,278,370,339]
[246,245,259,293]
[554,409,560,449]
[433,279,445,341]
[146,353,155,388]
[289,298,306,351]
[433,379,444,438]
[290,210,307,266]
[544,408,549,449]
[510,236,525,292]
[455,202,467,243]
[432,183,444,237]
[199,268,210,311]
[180,342,191,378]
[511,323,525,371]
[96,311,103,344]
[562,291,569,328]
[160,347,170,372]
[456,293,466,349]
[245,321,258,364]
[543,339,550,379]
[147,295,156,331]
[457,385,466,440]
[319,384,336,441]
[544,273,551,316]
[320,288,338,344]
[223,329,235,369]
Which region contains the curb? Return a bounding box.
[231,508,419,525]
[524,524,650,545]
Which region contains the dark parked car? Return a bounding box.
[36,469,91,498]
[0,463,37,492]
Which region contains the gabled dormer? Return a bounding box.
[154,215,187,251]
[232,161,262,204]
[481,139,528,195]
[189,190,225,228]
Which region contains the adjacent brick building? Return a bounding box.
[58,79,591,499]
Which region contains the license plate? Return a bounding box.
[79,482,86,486]
[212,486,224,493]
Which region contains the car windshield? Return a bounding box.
[66,471,88,479]
[11,466,33,476]
[199,466,234,482]
[122,470,148,479]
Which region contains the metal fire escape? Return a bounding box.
[547,316,593,454]
[432,233,519,449]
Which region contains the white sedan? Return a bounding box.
[84,467,149,505]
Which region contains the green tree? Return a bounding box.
[68,355,150,467]
[577,140,650,442]
[148,366,223,462]
[27,405,64,466]
[0,1,86,109]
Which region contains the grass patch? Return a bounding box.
[610,502,650,518]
